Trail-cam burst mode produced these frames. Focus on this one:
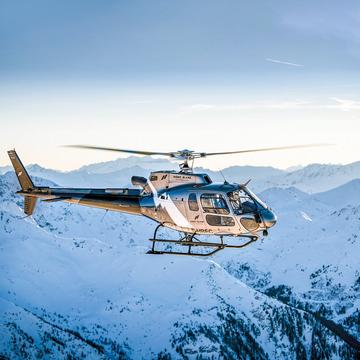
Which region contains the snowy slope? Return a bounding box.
[219,185,360,343]
[0,171,359,358]
[0,165,11,175]
[261,161,360,193]
[313,179,360,208]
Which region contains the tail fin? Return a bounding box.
[7,150,38,215]
[7,149,34,191]
[24,196,38,216]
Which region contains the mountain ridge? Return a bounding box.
[2,156,360,193]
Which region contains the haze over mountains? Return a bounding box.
[1,156,360,358]
[1,155,359,193]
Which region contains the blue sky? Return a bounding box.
[1,0,360,77]
[1,0,360,170]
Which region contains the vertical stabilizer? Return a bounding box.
[7,150,34,191]
[7,150,38,215]
[24,196,38,215]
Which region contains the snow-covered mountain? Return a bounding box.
[262,162,360,193]
[26,163,151,188]
[78,156,176,174]
[23,161,286,190]
[313,179,360,208]
[1,162,360,358]
[194,165,286,186]
[0,165,11,175]
[219,185,360,342]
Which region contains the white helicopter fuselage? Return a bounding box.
[139,171,277,237]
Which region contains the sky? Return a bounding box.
[1,0,360,170]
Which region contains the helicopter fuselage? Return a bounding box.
[139,171,276,237]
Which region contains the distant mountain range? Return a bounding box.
[0,165,11,174]
[1,156,359,193]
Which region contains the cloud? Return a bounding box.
[266,58,304,67]
[328,97,360,111]
[128,100,154,105]
[187,100,310,112]
[186,98,360,113]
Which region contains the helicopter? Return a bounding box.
[7,144,323,256]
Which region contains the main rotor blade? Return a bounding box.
[63,145,172,157]
[204,144,332,157]
[64,143,333,160]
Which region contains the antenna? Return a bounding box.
[219,169,228,184]
[242,179,252,187]
[101,209,108,222]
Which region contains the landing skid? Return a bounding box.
[147,224,258,256]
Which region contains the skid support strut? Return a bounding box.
[147,224,258,256]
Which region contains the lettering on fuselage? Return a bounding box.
[171,175,192,181]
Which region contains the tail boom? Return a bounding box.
[8,150,142,216]
[16,187,142,215]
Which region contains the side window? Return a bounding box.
[206,215,235,227]
[200,193,229,215]
[188,193,199,211]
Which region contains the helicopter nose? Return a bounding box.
[260,209,277,228]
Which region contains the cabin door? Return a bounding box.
[185,193,205,230]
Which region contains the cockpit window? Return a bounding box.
[188,193,199,211]
[227,189,257,214]
[245,187,268,209]
[200,193,229,215]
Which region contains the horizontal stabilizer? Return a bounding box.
[42,197,71,203]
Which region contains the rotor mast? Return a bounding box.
[170,150,205,173]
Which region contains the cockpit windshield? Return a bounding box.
[227,187,267,214]
[244,187,268,209]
